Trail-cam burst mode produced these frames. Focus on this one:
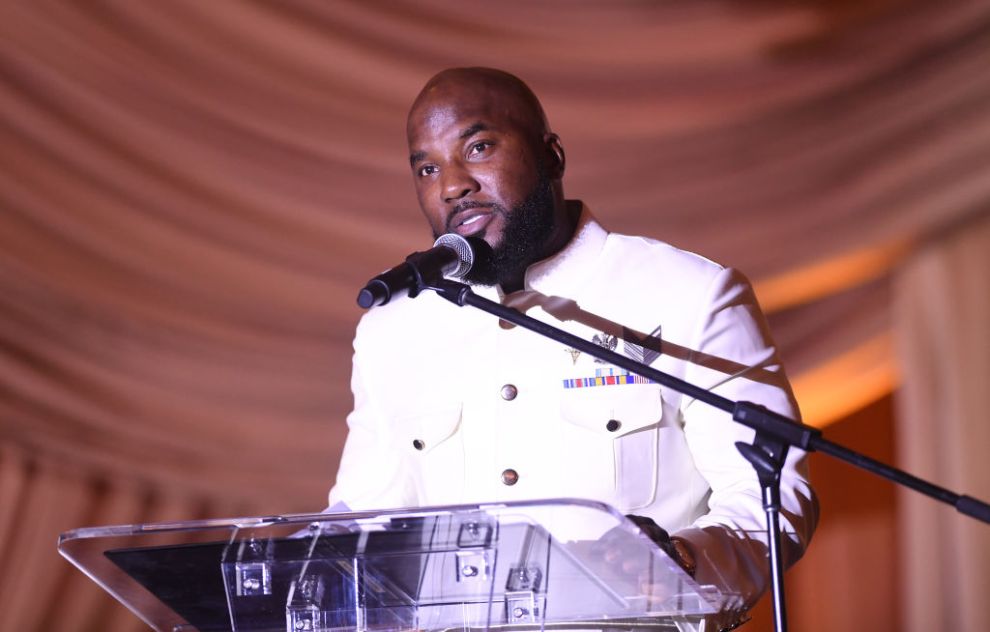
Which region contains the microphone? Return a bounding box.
[356,233,476,309]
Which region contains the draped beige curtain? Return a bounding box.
[894,212,990,632]
[1,1,988,629]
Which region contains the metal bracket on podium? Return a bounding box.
[456,518,493,585]
[505,566,543,624]
[286,573,328,632]
[232,538,274,597]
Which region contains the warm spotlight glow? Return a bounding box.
[755,243,910,313]
[791,334,899,428]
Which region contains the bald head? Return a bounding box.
[407,67,551,148]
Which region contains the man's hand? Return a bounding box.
[625,514,697,578]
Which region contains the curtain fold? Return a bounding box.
[893,211,990,631]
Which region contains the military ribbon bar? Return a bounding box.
[562,368,653,389]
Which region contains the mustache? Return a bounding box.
[444,200,505,233]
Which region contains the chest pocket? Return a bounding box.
[559,384,664,511]
[398,405,465,505]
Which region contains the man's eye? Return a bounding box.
[418,165,438,177]
[469,141,492,155]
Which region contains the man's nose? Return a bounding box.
[441,164,480,203]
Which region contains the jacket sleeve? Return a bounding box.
[672,266,819,615]
[327,330,419,511]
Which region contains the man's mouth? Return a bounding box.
[449,206,497,236]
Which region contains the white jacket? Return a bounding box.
[330,207,818,626]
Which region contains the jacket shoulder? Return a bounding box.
[600,232,730,289]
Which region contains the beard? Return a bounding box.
[433,168,556,287]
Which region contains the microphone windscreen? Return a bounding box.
[432,233,475,278]
[462,236,495,283]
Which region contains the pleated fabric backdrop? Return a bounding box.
[1,1,988,630]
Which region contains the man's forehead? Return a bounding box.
[409,98,503,142]
[408,72,544,144]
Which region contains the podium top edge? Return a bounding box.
[57,497,621,545]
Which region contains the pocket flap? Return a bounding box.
[560,385,663,437]
[398,404,463,454]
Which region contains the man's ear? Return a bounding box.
[544,133,566,179]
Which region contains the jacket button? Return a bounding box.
[412,439,425,450]
[606,419,621,432]
[501,469,519,486]
[500,384,518,401]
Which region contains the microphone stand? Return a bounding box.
[419,278,990,632]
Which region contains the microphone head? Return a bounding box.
[433,233,475,279]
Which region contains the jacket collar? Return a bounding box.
[524,202,608,297]
[524,202,606,298]
[471,202,607,303]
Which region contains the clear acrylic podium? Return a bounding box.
[59,498,730,632]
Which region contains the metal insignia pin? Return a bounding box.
[592,332,617,363]
[623,325,662,365]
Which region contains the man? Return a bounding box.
[330,67,817,629]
